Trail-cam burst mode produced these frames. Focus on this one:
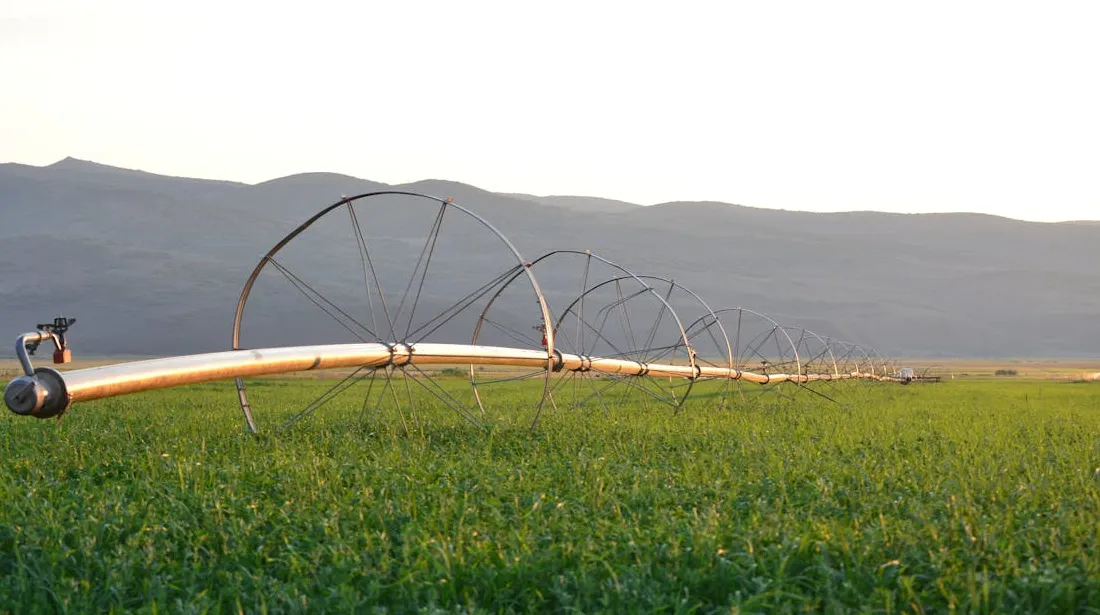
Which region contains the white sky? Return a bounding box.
[2,1,1098,221]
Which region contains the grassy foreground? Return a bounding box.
[1,378,1098,613]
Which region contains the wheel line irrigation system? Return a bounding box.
[5,191,913,432]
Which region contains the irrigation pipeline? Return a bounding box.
[4,341,903,420]
[4,190,912,429]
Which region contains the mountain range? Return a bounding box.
[2,157,1098,359]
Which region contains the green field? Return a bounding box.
[1,378,1098,613]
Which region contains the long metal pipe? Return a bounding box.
[5,341,900,419]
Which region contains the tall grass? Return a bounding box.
[1,379,1097,612]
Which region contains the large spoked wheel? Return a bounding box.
[628,276,732,412]
[471,250,699,427]
[783,326,842,403]
[867,348,892,379]
[712,307,801,407]
[831,341,874,377]
[231,191,553,433]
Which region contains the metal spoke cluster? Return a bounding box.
[231,192,906,433]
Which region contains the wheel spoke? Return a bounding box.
[600,372,681,410]
[268,257,376,342]
[396,202,448,340]
[356,369,381,427]
[640,281,674,364]
[481,317,543,349]
[406,364,481,426]
[474,370,548,386]
[576,253,592,354]
[613,279,639,353]
[406,265,523,343]
[347,203,397,341]
[564,303,632,360]
[347,203,381,340]
[281,366,370,429]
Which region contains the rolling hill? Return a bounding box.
[2,157,1098,358]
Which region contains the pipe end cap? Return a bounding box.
[4,376,46,415]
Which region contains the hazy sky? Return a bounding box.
[2,1,1098,221]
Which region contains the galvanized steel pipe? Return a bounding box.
[5,341,901,419]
